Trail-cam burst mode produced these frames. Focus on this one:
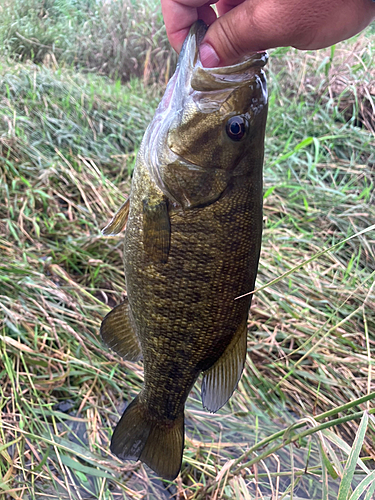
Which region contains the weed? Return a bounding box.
[0,10,374,500]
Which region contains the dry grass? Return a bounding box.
[269,27,375,135]
[0,11,374,500]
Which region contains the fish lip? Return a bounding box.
[180,21,268,91]
[172,20,269,104]
[179,19,208,65]
[190,19,208,43]
[183,19,268,73]
[196,52,269,77]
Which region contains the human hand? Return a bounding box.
[161,0,375,67]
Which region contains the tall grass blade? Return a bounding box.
[337,411,369,500]
[364,480,375,500]
[348,470,375,500]
[322,429,370,474]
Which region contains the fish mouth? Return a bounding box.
[182,20,268,91]
[173,20,268,97]
[158,20,268,114]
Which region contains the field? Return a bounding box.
[0,1,374,499]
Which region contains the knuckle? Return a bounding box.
[216,19,243,61]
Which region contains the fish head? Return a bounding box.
[143,20,268,209]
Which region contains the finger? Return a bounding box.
[216,0,245,16]
[161,0,218,53]
[200,1,302,67]
[201,0,375,67]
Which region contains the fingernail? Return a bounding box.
[199,43,220,68]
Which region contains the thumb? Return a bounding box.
[199,1,296,67]
[200,4,267,67]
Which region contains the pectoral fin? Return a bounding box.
[102,199,130,236]
[100,298,142,361]
[201,320,248,413]
[143,198,170,264]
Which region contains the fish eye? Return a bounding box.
[226,116,246,141]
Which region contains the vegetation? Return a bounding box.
[0,0,175,83]
[0,1,374,499]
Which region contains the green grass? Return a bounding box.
[0,5,375,499]
[0,0,175,83]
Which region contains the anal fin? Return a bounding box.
[201,320,248,413]
[143,197,170,264]
[100,298,142,361]
[102,198,130,236]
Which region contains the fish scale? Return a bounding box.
[101,20,268,480]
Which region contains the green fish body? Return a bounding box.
[101,21,268,480]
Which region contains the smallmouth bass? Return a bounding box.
[101,20,268,480]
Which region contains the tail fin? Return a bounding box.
[110,395,184,480]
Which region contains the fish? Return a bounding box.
[101,20,268,481]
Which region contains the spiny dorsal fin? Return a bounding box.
[102,198,130,236]
[111,394,184,480]
[142,197,170,264]
[100,298,142,361]
[201,320,248,413]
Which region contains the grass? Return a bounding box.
[0,0,175,83]
[0,2,375,499]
